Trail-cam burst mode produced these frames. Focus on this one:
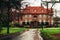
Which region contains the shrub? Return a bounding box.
[14,22,19,27]
[9,22,19,27]
[9,22,15,27]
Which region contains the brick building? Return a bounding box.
[10,6,53,27]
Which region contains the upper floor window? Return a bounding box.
[25,19,28,22]
[25,15,28,17]
[39,15,42,17]
[29,15,32,17]
[25,15,32,18]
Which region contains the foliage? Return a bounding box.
[9,22,19,27]
[14,22,19,27]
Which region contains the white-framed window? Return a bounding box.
[43,15,46,17]
[48,15,50,18]
[25,15,28,17]
[43,20,46,22]
[39,15,42,17]
[29,20,31,22]
[29,20,31,24]
[25,20,27,22]
[39,20,42,22]
[25,20,28,24]
[29,15,32,17]
[51,20,54,25]
[25,15,32,18]
[51,20,53,23]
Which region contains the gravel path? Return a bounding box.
[34,29,43,40]
[12,29,43,40]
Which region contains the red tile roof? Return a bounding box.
[21,6,53,15]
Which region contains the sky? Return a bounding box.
[21,0,60,17]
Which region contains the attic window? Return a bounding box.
[34,9,37,12]
[41,10,43,12]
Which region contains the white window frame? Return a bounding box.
[25,20,28,24]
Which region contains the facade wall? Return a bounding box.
[37,15,42,22]
[22,15,34,22]
[48,15,54,25]
[10,6,54,26]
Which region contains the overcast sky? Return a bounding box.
[21,0,60,17]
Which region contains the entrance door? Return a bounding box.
[33,21,38,27]
[33,15,38,27]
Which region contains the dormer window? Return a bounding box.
[34,9,37,12]
[41,10,43,12]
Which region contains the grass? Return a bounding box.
[40,28,60,34]
[0,27,26,35]
[40,28,60,40]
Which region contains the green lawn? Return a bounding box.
[40,28,60,40]
[0,27,26,35]
[41,28,60,34]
